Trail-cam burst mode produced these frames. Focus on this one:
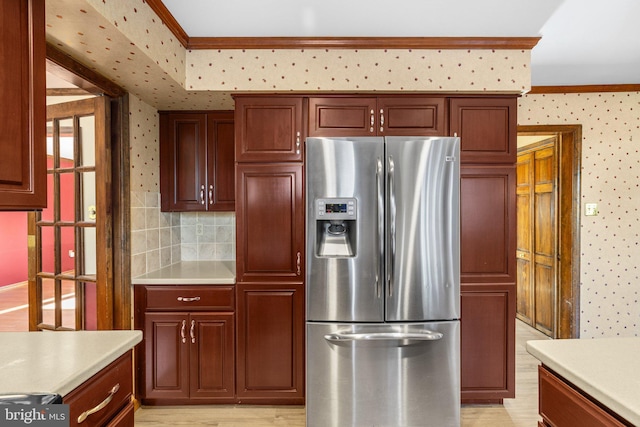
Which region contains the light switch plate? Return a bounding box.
[585,203,598,216]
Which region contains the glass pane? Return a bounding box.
[81,227,97,277]
[60,226,75,276]
[59,118,75,165]
[61,279,76,330]
[80,171,96,223]
[79,115,95,167]
[59,171,75,222]
[41,277,55,327]
[40,227,55,274]
[83,282,97,331]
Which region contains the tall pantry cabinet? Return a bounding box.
[234,96,305,404]
[450,97,518,403]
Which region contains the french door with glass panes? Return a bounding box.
[29,97,113,331]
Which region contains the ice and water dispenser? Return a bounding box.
[314,198,357,257]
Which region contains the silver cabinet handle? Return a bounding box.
[296,131,301,155]
[180,319,186,343]
[177,296,201,302]
[200,184,205,205]
[190,320,196,344]
[369,109,375,133]
[388,156,396,298]
[375,157,383,299]
[379,108,384,133]
[77,383,120,423]
[296,251,301,276]
[208,184,213,205]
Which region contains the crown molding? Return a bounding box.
[146,0,189,47]
[187,36,541,50]
[528,84,640,94]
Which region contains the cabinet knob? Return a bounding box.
[190,320,196,344]
[380,108,384,133]
[200,185,205,205]
[209,184,213,205]
[180,320,187,344]
[296,251,301,276]
[296,131,301,155]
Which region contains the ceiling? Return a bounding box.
[161,0,640,86]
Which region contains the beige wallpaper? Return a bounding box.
[519,92,640,338]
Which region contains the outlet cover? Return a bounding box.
[196,223,204,235]
[585,203,598,216]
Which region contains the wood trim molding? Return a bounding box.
[187,36,541,50]
[145,0,189,47]
[529,84,640,94]
[46,43,125,97]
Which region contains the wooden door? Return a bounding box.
[207,112,235,211]
[0,0,46,210]
[308,97,378,136]
[144,312,190,400]
[236,283,304,404]
[235,163,304,282]
[189,313,235,400]
[516,153,534,325]
[533,146,557,336]
[159,113,207,211]
[235,97,304,162]
[516,143,557,337]
[377,96,446,135]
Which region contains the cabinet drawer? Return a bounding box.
[144,286,234,311]
[539,365,630,427]
[65,352,132,427]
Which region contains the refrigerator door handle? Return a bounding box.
[323,330,444,346]
[376,157,384,299]
[387,155,396,297]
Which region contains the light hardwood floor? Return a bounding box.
[134,320,549,427]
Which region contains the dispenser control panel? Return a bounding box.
[316,198,357,220]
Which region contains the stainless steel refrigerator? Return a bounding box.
[305,136,460,427]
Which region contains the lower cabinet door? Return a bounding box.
[144,313,190,400]
[236,283,304,404]
[189,312,235,400]
[461,284,516,402]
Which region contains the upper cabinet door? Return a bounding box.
[160,113,208,211]
[308,97,378,137]
[377,96,446,136]
[449,97,517,164]
[235,97,304,162]
[0,0,46,210]
[207,112,235,211]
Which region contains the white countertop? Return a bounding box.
[0,330,142,397]
[131,260,236,285]
[527,337,640,425]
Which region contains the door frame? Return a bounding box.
[44,43,130,329]
[517,125,582,339]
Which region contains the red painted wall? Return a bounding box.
[0,212,28,287]
[0,157,76,288]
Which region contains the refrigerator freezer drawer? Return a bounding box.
[306,321,460,427]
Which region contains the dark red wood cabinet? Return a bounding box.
[455,97,518,403]
[234,97,304,162]
[134,285,236,404]
[0,0,46,210]
[235,283,305,404]
[235,162,304,283]
[538,366,632,427]
[308,96,446,137]
[449,97,517,164]
[159,111,235,212]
